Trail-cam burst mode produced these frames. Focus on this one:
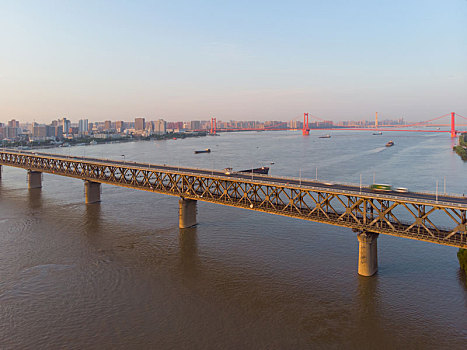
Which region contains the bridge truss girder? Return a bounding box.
[1,151,466,249]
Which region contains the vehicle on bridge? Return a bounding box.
[2,148,466,278]
[239,166,270,175]
[395,187,409,193]
[370,184,392,191]
[224,166,270,175]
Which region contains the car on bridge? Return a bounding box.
[395,187,409,193]
[370,184,392,191]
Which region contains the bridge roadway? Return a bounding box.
[31,150,467,206]
[1,149,466,276]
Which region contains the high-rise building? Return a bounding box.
[46,125,56,137]
[190,120,201,130]
[78,119,89,134]
[0,121,20,139]
[146,121,154,133]
[7,126,18,138]
[33,125,47,138]
[115,121,125,132]
[104,120,112,131]
[154,119,166,135]
[8,119,19,128]
[54,125,64,138]
[289,120,303,129]
[135,118,145,131]
[58,118,70,136]
[167,121,184,131]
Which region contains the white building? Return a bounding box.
[78,119,89,134]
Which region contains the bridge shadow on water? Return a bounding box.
[27,188,42,210]
[84,203,102,233]
[458,269,467,292]
[351,275,395,348]
[178,227,200,279]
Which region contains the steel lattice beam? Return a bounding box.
[1,150,466,248]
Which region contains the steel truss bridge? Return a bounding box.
[1,149,466,250]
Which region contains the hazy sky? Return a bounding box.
[0,0,466,123]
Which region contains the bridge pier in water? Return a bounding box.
[27,170,42,189]
[84,181,101,204]
[179,198,197,228]
[357,231,379,276]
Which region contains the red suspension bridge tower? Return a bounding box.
[302,112,310,135]
[451,112,456,138]
[210,117,217,134]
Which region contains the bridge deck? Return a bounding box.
[1,149,466,249]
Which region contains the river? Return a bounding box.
[1,130,466,349]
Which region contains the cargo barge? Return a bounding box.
[194,148,211,154]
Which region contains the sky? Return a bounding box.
[0,0,466,123]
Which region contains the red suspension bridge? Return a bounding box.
[207,112,467,137]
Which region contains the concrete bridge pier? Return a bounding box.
[27,170,42,189]
[84,180,101,204]
[357,231,379,276]
[179,197,197,228]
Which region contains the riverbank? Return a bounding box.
[1,131,208,150]
[453,133,467,160]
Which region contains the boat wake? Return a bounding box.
[365,147,386,154]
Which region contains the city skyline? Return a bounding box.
[0,108,458,124]
[1,114,410,142]
[0,113,408,125]
[1,1,466,122]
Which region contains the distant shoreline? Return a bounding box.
[453,133,467,161]
[1,131,208,150]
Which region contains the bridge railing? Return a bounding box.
[2,149,467,208]
[2,149,467,248]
